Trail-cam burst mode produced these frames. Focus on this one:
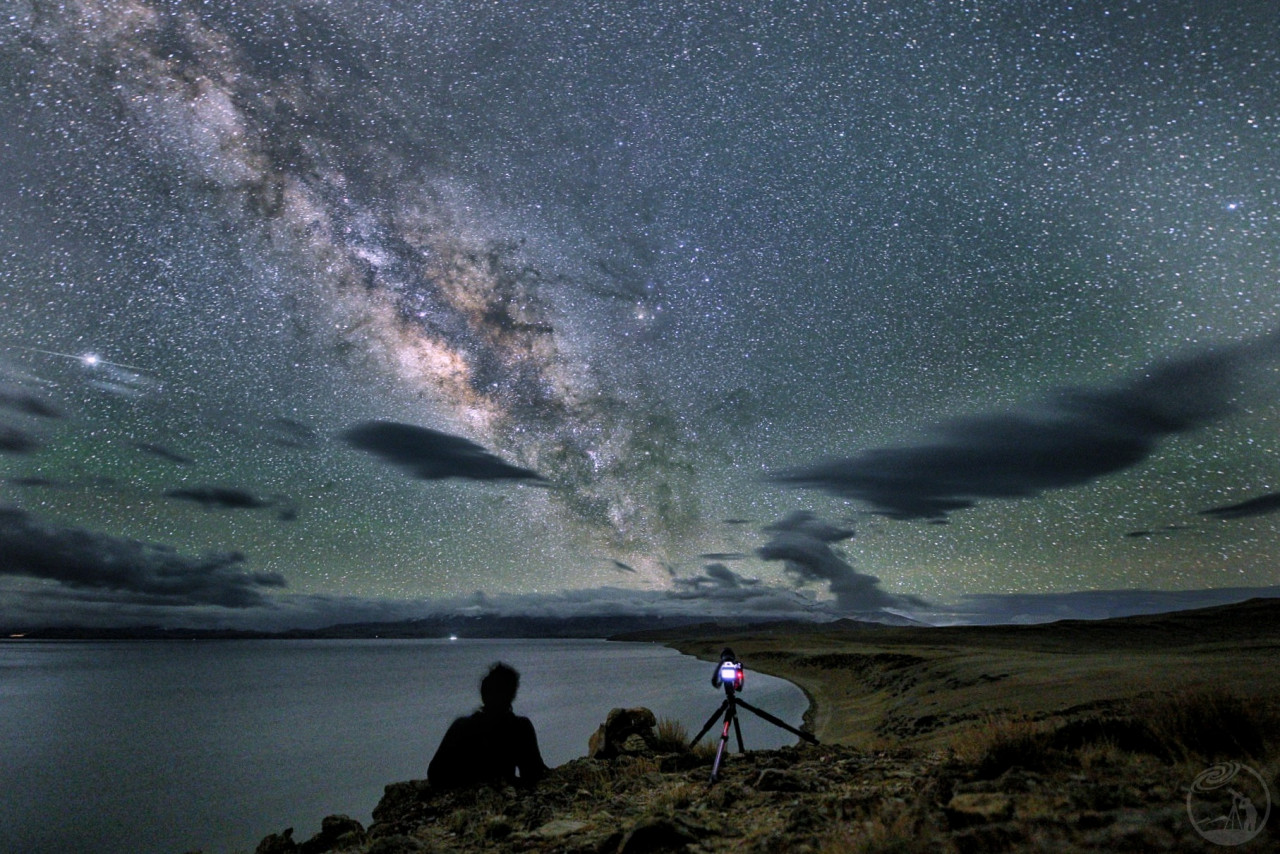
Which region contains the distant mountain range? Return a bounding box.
[2,610,929,641]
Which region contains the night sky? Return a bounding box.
[2,1,1278,630]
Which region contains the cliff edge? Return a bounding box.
[251,690,1277,854]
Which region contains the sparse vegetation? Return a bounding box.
[952,714,1059,777]
[951,687,1279,783]
[1132,686,1279,762]
[653,715,691,753]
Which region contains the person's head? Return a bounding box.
[480,662,520,711]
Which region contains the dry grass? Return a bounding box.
[653,716,692,753]
[943,687,1279,782]
[443,786,508,836]
[1132,687,1278,762]
[816,796,950,854]
[657,714,719,760]
[949,714,1058,776]
[646,781,704,813]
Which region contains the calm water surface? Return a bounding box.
[0,639,808,853]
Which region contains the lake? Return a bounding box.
[0,638,809,853]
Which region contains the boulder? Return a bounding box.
[617,815,702,854]
[369,779,438,837]
[588,707,658,759]
[254,827,297,854]
[299,814,366,853]
[754,768,814,792]
[365,835,425,854]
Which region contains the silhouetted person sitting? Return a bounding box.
[428,662,548,789]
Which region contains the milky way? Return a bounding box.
[2,1,1278,628]
[1,1,696,554]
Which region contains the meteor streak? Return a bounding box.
[4,346,149,374]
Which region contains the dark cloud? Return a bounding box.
[263,417,320,449]
[775,331,1280,520]
[0,507,285,607]
[163,486,298,522]
[0,425,40,454]
[674,562,760,591]
[340,420,545,482]
[1125,524,1189,538]
[0,387,63,419]
[707,562,758,587]
[6,476,60,488]
[134,442,195,465]
[757,511,926,612]
[1201,491,1280,520]
[164,486,273,510]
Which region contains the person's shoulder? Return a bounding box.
[446,712,484,732]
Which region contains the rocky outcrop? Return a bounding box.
[587,707,659,759]
[254,814,366,854]
[255,706,1267,853]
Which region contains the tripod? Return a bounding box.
[690,685,818,783]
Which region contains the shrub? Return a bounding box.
[653,716,692,753]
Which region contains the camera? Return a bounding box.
[717,660,744,691]
[713,647,745,692]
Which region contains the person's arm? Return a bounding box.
[428,718,468,787]
[514,716,547,785]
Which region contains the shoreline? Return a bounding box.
[638,596,1280,748]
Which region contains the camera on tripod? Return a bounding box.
[693,647,817,783]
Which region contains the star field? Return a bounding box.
[1,1,1277,629]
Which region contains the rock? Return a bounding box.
[365,835,425,854]
[254,827,297,854]
[588,707,658,759]
[754,768,813,792]
[617,815,701,854]
[299,814,366,853]
[945,792,1015,828]
[369,779,438,837]
[951,823,1028,854]
[533,818,590,838]
[622,733,650,753]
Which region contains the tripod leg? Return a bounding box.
[690,699,729,747]
[734,698,819,744]
[732,711,745,753]
[710,703,735,783]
